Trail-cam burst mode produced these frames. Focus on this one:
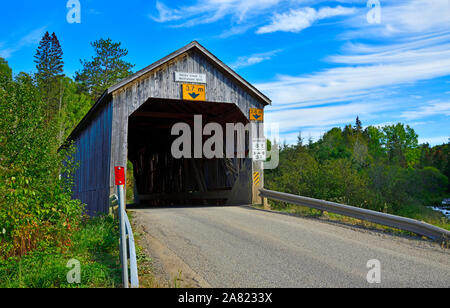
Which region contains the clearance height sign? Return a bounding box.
[249,108,264,121]
[182,84,206,101]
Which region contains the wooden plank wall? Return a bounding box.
[116,49,265,118]
[72,100,113,216]
[109,49,267,204]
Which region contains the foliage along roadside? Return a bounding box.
[0,215,121,288]
[265,119,450,231]
[0,70,83,258]
[0,31,136,288]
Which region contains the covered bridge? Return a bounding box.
[65,41,271,215]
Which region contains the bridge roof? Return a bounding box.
[65,41,271,144]
[109,41,271,105]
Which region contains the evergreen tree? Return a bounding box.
[296,131,303,147]
[49,33,64,79]
[75,38,134,100]
[355,116,362,132]
[34,32,64,118]
[34,31,52,83]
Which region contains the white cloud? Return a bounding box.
[256,34,450,109]
[151,0,449,37]
[149,0,450,145]
[381,0,450,34]
[256,10,450,144]
[151,0,282,27]
[343,0,450,38]
[418,136,450,145]
[329,32,450,65]
[265,100,392,135]
[0,47,14,59]
[400,100,450,120]
[230,49,282,69]
[256,5,357,34]
[0,26,46,59]
[217,23,256,38]
[276,129,331,145]
[151,1,183,22]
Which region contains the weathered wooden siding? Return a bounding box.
[73,100,113,215]
[70,43,269,213]
[109,93,129,193]
[109,49,266,197]
[116,49,265,118]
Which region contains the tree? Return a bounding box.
[59,77,92,139]
[34,32,64,86]
[0,57,12,80]
[296,131,303,147]
[366,126,385,159]
[355,116,362,133]
[0,73,82,257]
[49,33,64,80]
[313,127,351,162]
[264,119,449,228]
[34,32,52,83]
[75,38,134,100]
[382,124,419,167]
[34,32,64,118]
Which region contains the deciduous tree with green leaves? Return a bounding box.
[75,38,134,100]
[0,57,12,80]
[265,117,449,229]
[59,77,92,139]
[0,72,82,258]
[382,123,420,168]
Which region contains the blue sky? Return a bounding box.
[1,0,449,145]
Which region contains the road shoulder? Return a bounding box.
[131,210,211,288]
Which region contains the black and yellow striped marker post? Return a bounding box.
[253,172,261,186]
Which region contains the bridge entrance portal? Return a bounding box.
[66,41,270,215]
[128,98,251,206]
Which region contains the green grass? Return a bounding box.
[0,216,122,288]
[127,212,161,288]
[395,203,450,231]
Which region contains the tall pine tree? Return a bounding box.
[34,32,52,84]
[34,32,64,119]
[49,33,64,80]
[355,116,362,133]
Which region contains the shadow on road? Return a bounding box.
[126,203,243,210]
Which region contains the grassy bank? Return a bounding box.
[128,212,161,288]
[0,215,121,288]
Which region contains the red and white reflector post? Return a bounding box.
[115,166,129,288]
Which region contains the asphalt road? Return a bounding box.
[131,206,450,288]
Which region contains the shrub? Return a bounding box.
[0,72,83,258]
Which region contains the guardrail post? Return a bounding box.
[115,166,129,288]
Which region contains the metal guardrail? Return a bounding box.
[110,194,139,288]
[124,214,139,287]
[259,189,450,241]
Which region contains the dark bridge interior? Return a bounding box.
[128,98,251,206]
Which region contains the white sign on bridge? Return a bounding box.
[252,138,266,161]
[175,72,207,83]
